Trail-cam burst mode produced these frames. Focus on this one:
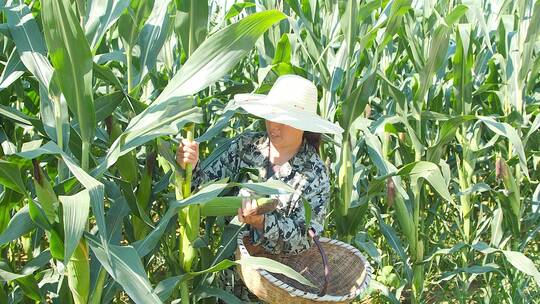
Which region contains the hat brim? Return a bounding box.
[234,93,344,134]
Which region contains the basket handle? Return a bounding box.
[308,228,330,296]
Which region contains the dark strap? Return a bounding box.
[308,228,330,296]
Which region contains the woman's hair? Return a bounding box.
[303,131,321,153]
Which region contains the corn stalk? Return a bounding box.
[177,124,198,303]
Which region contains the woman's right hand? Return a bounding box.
[176,139,199,169]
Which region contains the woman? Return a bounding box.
[176,75,344,255]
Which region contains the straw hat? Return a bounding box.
[233,75,344,134]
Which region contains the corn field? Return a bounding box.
[0,0,539,303]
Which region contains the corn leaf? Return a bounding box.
[502,250,540,287]
[94,91,125,123]
[437,264,501,283]
[133,182,230,257]
[195,106,240,143]
[0,249,51,281]
[5,3,69,145]
[0,160,25,194]
[0,206,34,246]
[103,180,132,244]
[422,242,467,263]
[491,208,504,248]
[193,287,242,304]
[93,96,203,177]
[378,217,412,281]
[519,0,540,83]
[84,0,130,51]
[135,0,172,85]
[86,234,162,303]
[0,105,35,126]
[17,142,108,253]
[154,275,187,301]
[397,161,453,203]
[478,116,529,178]
[414,23,450,110]
[236,256,316,287]
[59,190,91,264]
[224,2,255,20]
[5,4,52,87]
[155,10,286,104]
[176,0,208,56]
[42,0,95,156]
[0,48,25,90]
[231,180,295,195]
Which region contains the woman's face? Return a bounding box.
[265,120,304,149]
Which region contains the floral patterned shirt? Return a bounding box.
[192,131,330,254]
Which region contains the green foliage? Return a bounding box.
[0,0,539,303]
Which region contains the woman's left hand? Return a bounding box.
[238,198,265,232]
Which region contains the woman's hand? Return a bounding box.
[238,198,265,232]
[176,139,199,169]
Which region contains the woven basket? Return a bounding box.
[235,231,372,303]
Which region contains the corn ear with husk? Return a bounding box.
[106,116,138,186]
[338,140,353,216]
[67,239,90,304]
[410,182,424,299]
[31,160,64,260]
[132,151,155,240]
[200,197,278,216]
[496,156,521,236]
[32,159,59,224]
[333,138,362,243]
[387,178,414,247]
[32,159,88,300]
[88,268,107,304]
[457,154,472,242]
[33,143,90,304]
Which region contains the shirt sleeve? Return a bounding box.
[191,133,249,190]
[256,168,330,254]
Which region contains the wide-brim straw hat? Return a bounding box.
[233,75,344,134]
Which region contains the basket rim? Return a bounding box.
[236,231,373,302]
